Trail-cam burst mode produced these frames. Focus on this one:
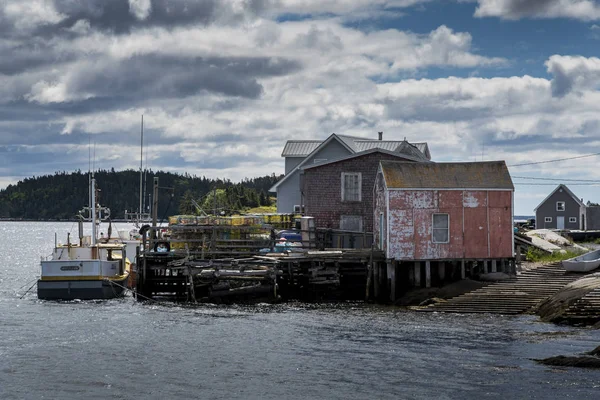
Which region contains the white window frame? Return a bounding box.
[569,217,577,223]
[432,213,449,244]
[341,172,362,202]
[556,201,565,211]
[340,215,363,232]
[545,217,552,223]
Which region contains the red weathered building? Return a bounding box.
[301,148,429,234]
[373,160,515,299]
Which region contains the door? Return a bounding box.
[557,216,565,230]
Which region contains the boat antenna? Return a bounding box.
[139,114,144,219]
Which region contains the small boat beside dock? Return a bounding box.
[37,176,131,300]
[562,249,600,272]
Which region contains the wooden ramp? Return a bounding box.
[419,262,583,315]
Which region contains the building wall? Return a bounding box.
[276,139,352,213]
[373,171,387,252]
[535,189,581,229]
[276,172,301,213]
[303,152,414,232]
[285,157,304,175]
[384,189,513,261]
[585,206,600,230]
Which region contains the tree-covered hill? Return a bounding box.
[0,169,282,220]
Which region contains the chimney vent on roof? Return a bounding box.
[378,131,383,141]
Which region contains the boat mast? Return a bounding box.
[139,115,144,219]
[91,175,97,246]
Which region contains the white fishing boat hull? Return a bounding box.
[562,249,600,272]
[37,274,129,300]
[38,245,130,300]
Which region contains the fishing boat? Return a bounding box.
[561,249,600,272]
[37,176,131,300]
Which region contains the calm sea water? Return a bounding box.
[1,221,599,400]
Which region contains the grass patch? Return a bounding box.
[526,248,586,263]
[243,206,277,214]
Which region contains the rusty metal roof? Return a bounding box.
[380,161,514,190]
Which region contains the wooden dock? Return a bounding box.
[418,262,590,314]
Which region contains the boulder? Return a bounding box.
[536,273,600,325]
[535,355,600,369]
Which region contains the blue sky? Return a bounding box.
[2,0,600,215]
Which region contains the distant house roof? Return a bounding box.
[281,134,431,160]
[302,148,431,171]
[281,141,322,157]
[379,161,514,190]
[533,184,585,211]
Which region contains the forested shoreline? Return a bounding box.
[0,169,281,220]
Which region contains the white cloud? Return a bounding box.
[545,55,600,96]
[274,0,433,15]
[474,0,600,21]
[128,0,152,20]
[2,0,65,31]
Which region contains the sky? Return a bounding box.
[2,0,600,215]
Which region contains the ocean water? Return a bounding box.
[1,221,599,400]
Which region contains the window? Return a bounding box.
[341,172,362,202]
[569,217,577,223]
[556,201,565,211]
[432,213,449,243]
[545,217,552,223]
[340,215,363,232]
[313,158,327,164]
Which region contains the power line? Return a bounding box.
[512,176,600,183]
[508,152,600,167]
[512,182,600,186]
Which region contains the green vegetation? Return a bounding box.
[525,247,586,263]
[245,205,278,214]
[0,169,282,220]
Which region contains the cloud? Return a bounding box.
[473,0,600,20]
[0,0,269,39]
[546,55,600,96]
[128,0,152,20]
[25,55,302,105]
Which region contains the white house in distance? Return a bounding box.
[269,132,431,213]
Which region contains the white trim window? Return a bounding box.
[569,217,577,223]
[432,213,449,243]
[556,201,565,211]
[545,217,552,223]
[340,215,363,232]
[341,172,362,202]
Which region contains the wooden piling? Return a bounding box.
[425,261,431,288]
[387,261,396,302]
[414,262,421,287]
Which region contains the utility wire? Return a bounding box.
[512,176,600,183]
[509,152,600,167]
[512,183,600,186]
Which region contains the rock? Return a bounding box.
[535,355,600,369]
[524,229,589,253]
[586,346,600,357]
[536,273,600,325]
[418,297,446,306]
